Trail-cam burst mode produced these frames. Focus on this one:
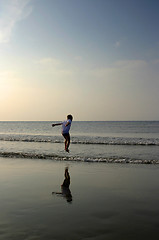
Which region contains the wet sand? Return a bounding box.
[0,157,159,240]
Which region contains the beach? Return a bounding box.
[1,0,159,238]
[0,157,159,240]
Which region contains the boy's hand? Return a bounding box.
[52,124,55,127]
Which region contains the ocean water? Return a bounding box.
[0,121,159,164]
[0,121,159,239]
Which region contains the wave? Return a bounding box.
[72,141,159,146]
[0,134,159,146]
[0,151,158,164]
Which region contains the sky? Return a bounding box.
[0,0,159,121]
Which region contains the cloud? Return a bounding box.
[0,0,32,43]
[33,57,74,80]
[74,56,83,61]
[0,70,16,79]
[35,58,61,67]
[88,59,159,98]
[114,41,120,48]
[90,60,148,79]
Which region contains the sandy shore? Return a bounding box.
[0,157,159,240]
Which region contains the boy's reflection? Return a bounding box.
[52,167,72,203]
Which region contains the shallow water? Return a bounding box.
[0,158,159,240]
[0,121,159,164]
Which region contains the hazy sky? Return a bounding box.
[0,0,159,121]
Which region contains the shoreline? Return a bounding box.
[0,153,159,164]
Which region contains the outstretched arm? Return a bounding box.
[52,123,62,127]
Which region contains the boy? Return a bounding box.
[52,114,73,152]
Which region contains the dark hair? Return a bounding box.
[67,114,73,121]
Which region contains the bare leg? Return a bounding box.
[64,139,68,151]
[66,136,70,151]
[63,134,70,152]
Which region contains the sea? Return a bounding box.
[0,121,159,164]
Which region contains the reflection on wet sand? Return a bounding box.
[52,167,72,203]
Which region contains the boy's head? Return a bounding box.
[67,114,73,121]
